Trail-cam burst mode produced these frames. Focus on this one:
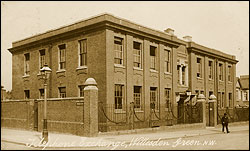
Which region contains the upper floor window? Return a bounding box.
[177,65,180,84]
[164,48,171,73]
[182,66,185,85]
[58,44,66,70]
[24,90,30,99]
[79,85,84,97]
[134,86,142,110]
[228,65,232,82]
[24,53,30,75]
[79,39,87,67]
[208,60,213,79]
[114,84,124,110]
[58,87,66,98]
[219,63,223,81]
[39,49,45,70]
[114,37,123,65]
[133,41,142,68]
[150,46,157,70]
[243,91,248,101]
[197,57,202,78]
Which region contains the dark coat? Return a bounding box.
[221,116,229,125]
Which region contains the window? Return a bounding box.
[228,65,232,82]
[114,85,124,110]
[197,57,202,78]
[24,53,30,75]
[150,46,157,70]
[208,61,213,79]
[236,89,241,100]
[78,85,84,97]
[243,91,248,101]
[134,86,142,109]
[217,92,221,108]
[182,66,185,85]
[39,49,45,69]
[39,89,44,99]
[24,90,30,99]
[79,39,87,67]
[58,44,66,70]
[165,88,171,110]
[133,41,142,68]
[164,49,171,73]
[114,37,123,65]
[177,65,180,84]
[150,87,158,110]
[221,92,225,108]
[59,87,66,98]
[229,93,232,108]
[219,63,223,81]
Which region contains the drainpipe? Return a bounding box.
[215,59,218,124]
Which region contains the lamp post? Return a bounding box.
[40,63,51,143]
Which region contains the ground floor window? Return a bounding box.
[59,87,66,98]
[134,86,142,110]
[115,84,124,110]
[150,87,158,110]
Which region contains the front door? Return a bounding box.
[177,99,184,124]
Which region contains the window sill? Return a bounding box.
[164,72,172,75]
[76,66,87,70]
[56,69,66,73]
[133,67,143,71]
[196,77,203,80]
[76,66,88,75]
[22,75,30,78]
[56,69,66,77]
[150,69,158,73]
[114,109,126,114]
[114,64,125,69]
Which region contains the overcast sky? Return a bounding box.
[1,1,249,91]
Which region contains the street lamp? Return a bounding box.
[40,63,51,143]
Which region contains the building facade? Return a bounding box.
[9,13,238,128]
[236,75,249,107]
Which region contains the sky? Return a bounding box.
[1,1,249,91]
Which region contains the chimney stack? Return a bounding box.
[183,36,192,42]
[164,28,175,36]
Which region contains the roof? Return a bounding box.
[239,75,249,90]
[8,13,238,62]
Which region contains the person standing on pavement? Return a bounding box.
[221,113,230,133]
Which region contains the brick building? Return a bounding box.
[236,75,249,107]
[8,13,238,128]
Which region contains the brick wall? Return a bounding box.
[1,100,34,129]
[1,97,84,136]
[37,97,84,136]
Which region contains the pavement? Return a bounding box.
[1,121,249,149]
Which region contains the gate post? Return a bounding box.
[209,95,217,126]
[197,94,206,127]
[83,78,98,137]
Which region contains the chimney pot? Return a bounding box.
[164,28,175,36]
[183,36,192,42]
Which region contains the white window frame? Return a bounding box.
[24,53,30,76]
[58,44,66,70]
[208,60,213,80]
[114,84,125,111]
[58,87,66,98]
[114,37,124,66]
[164,46,171,73]
[228,65,232,82]
[134,86,142,110]
[219,63,224,81]
[150,43,158,71]
[78,85,84,97]
[197,57,202,78]
[150,87,159,111]
[165,88,171,111]
[78,39,87,67]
